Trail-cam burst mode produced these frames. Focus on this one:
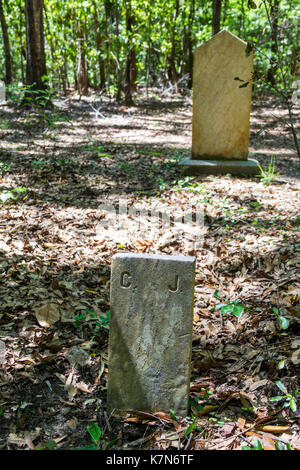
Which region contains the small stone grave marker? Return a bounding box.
[180,29,258,175]
[107,253,195,417]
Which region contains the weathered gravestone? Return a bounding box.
[107,253,195,417]
[180,29,259,175]
[0,80,5,104]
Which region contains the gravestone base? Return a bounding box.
[179,157,259,176]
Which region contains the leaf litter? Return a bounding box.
[0,90,299,450]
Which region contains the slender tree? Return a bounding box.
[76,16,88,96]
[212,0,222,36]
[124,0,135,105]
[0,0,12,84]
[186,0,195,88]
[266,0,280,86]
[25,0,47,91]
[92,0,105,90]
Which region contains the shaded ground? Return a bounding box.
[0,89,299,450]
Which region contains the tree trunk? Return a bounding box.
[267,0,279,86]
[168,0,179,93]
[19,2,25,84]
[25,0,47,90]
[0,0,12,84]
[76,18,88,96]
[43,2,55,87]
[124,1,135,105]
[130,48,137,91]
[212,0,222,36]
[92,0,105,91]
[115,3,122,101]
[186,0,195,89]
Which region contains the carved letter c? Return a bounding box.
[121,271,132,288]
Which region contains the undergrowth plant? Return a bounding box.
[0,187,27,204]
[73,308,110,337]
[269,380,298,412]
[273,307,290,330]
[212,290,248,319]
[256,156,278,184]
[77,422,118,450]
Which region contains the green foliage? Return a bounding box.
[275,441,291,450]
[243,437,292,450]
[269,381,298,412]
[7,82,56,108]
[242,438,263,450]
[256,156,279,185]
[0,187,27,204]
[213,290,247,319]
[87,422,102,445]
[118,161,131,173]
[169,409,179,421]
[0,162,13,175]
[73,308,109,336]
[273,307,290,330]
[1,0,298,98]
[76,422,118,450]
[74,311,86,329]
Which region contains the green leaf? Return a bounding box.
[105,437,119,450]
[275,441,287,450]
[220,304,234,314]
[278,360,285,370]
[253,439,263,450]
[269,396,285,403]
[185,422,197,436]
[214,302,228,310]
[233,304,244,318]
[87,422,102,444]
[290,397,297,412]
[278,316,289,330]
[169,409,178,421]
[276,381,288,394]
[45,439,57,450]
[76,444,98,450]
[213,290,221,299]
[97,152,112,158]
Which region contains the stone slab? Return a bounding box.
[192,30,253,160]
[179,157,259,176]
[107,253,195,417]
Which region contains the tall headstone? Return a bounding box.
[180,30,259,175]
[107,253,195,417]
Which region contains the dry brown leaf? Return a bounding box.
[35,303,60,328]
[237,417,246,430]
[76,381,91,393]
[256,425,291,434]
[195,405,219,416]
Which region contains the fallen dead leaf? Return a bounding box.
[35,303,60,328]
[256,425,291,434]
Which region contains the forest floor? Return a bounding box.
[0,89,299,451]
